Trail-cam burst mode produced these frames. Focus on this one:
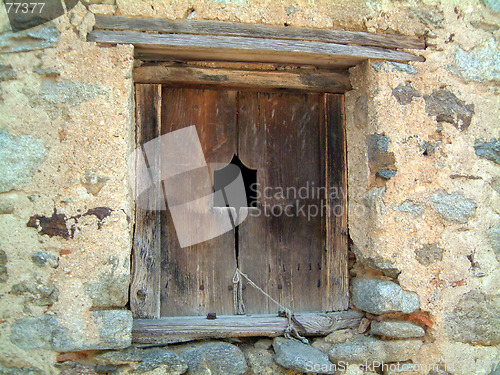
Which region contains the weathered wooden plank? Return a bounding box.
[323,94,349,311]
[133,64,351,93]
[238,91,325,314]
[133,310,364,344]
[88,30,425,68]
[94,15,425,50]
[130,84,162,319]
[160,87,238,316]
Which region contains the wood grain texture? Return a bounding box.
[88,30,425,68]
[238,91,325,314]
[133,310,364,344]
[323,94,349,311]
[160,87,238,317]
[94,15,425,50]
[133,64,351,93]
[130,84,162,319]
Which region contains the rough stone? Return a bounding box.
[355,254,400,279]
[351,278,420,315]
[92,310,133,350]
[10,310,132,351]
[180,341,248,375]
[33,66,60,76]
[0,365,42,374]
[488,223,500,255]
[89,4,117,15]
[408,6,444,28]
[423,90,475,131]
[325,329,355,344]
[419,140,438,156]
[31,251,58,268]
[393,200,424,217]
[81,169,109,196]
[0,25,60,53]
[0,192,18,214]
[10,280,59,306]
[376,169,397,180]
[368,135,396,172]
[0,130,47,193]
[254,338,273,350]
[448,38,500,83]
[481,0,500,12]
[273,337,335,374]
[242,346,299,375]
[491,178,500,195]
[372,62,417,74]
[370,321,425,338]
[445,290,500,346]
[136,348,187,374]
[362,187,386,215]
[0,249,7,283]
[0,64,17,81]
[354,94,368,128]
[474,138,500,165]
[95,346,143,365]
[84,272,129,307]
[392,83,421,105]
[328,335,422,364]
[414,243,445,265]
[430,190,477,224]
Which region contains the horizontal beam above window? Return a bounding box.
[88,16,425,69]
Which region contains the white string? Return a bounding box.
[232,268,309,344]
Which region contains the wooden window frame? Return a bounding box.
[92,16,425,344]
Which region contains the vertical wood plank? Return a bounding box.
[323,94,349,311]
[160,87,238,316]
[130,84,162,319]
[238,91,324,314]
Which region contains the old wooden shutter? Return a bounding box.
[132,84,348,318]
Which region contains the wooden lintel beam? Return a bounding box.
[133,64,352,93]
[94,15,425,50]
[132,310,364,344]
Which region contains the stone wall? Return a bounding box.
[0,0,498,374]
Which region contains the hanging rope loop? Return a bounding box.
[232,268,308,344]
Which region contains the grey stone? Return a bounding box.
[414,243,445,265]
[355,254,400,279]
[423,90,475,131]
[254,338,273,350]
[481,0,500,12]
[91,310,133,350]
[376,169,397,180]
[409,6,444,28]
[0,25,59,53]
[273,337,334,374]
[31,251,58,268]
[368,135,396,172]
[10,315,75,351]
[445,290,500,346]
[328,335,423,364]
[11,310,132,351]
[370,321,425,338]
[85,272,129,307]
[489,364,500,375]
[448,38,500,82]
[242,346,298,375]
[0,365,42,374]
[0,192,18,214]
[393,200,424,217]
[324,329,355,344]
[392,83,421,105]
[419,141,438,156]
[491,178,500,194]
[430,190,477,224]
[95,346,143,365]
[10,280,59,306]
[351,278,420,315]
[474,138,500,164]
[389,62,418,74]
[0,130,47,193]
[363,187,386,215]
[136,348,187,374]
[0,64,17,81]
[32,66,60,76]
[488,223,500,255]
[180,341,247,375]
[0,249,7,283]
[354,94,368,128]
